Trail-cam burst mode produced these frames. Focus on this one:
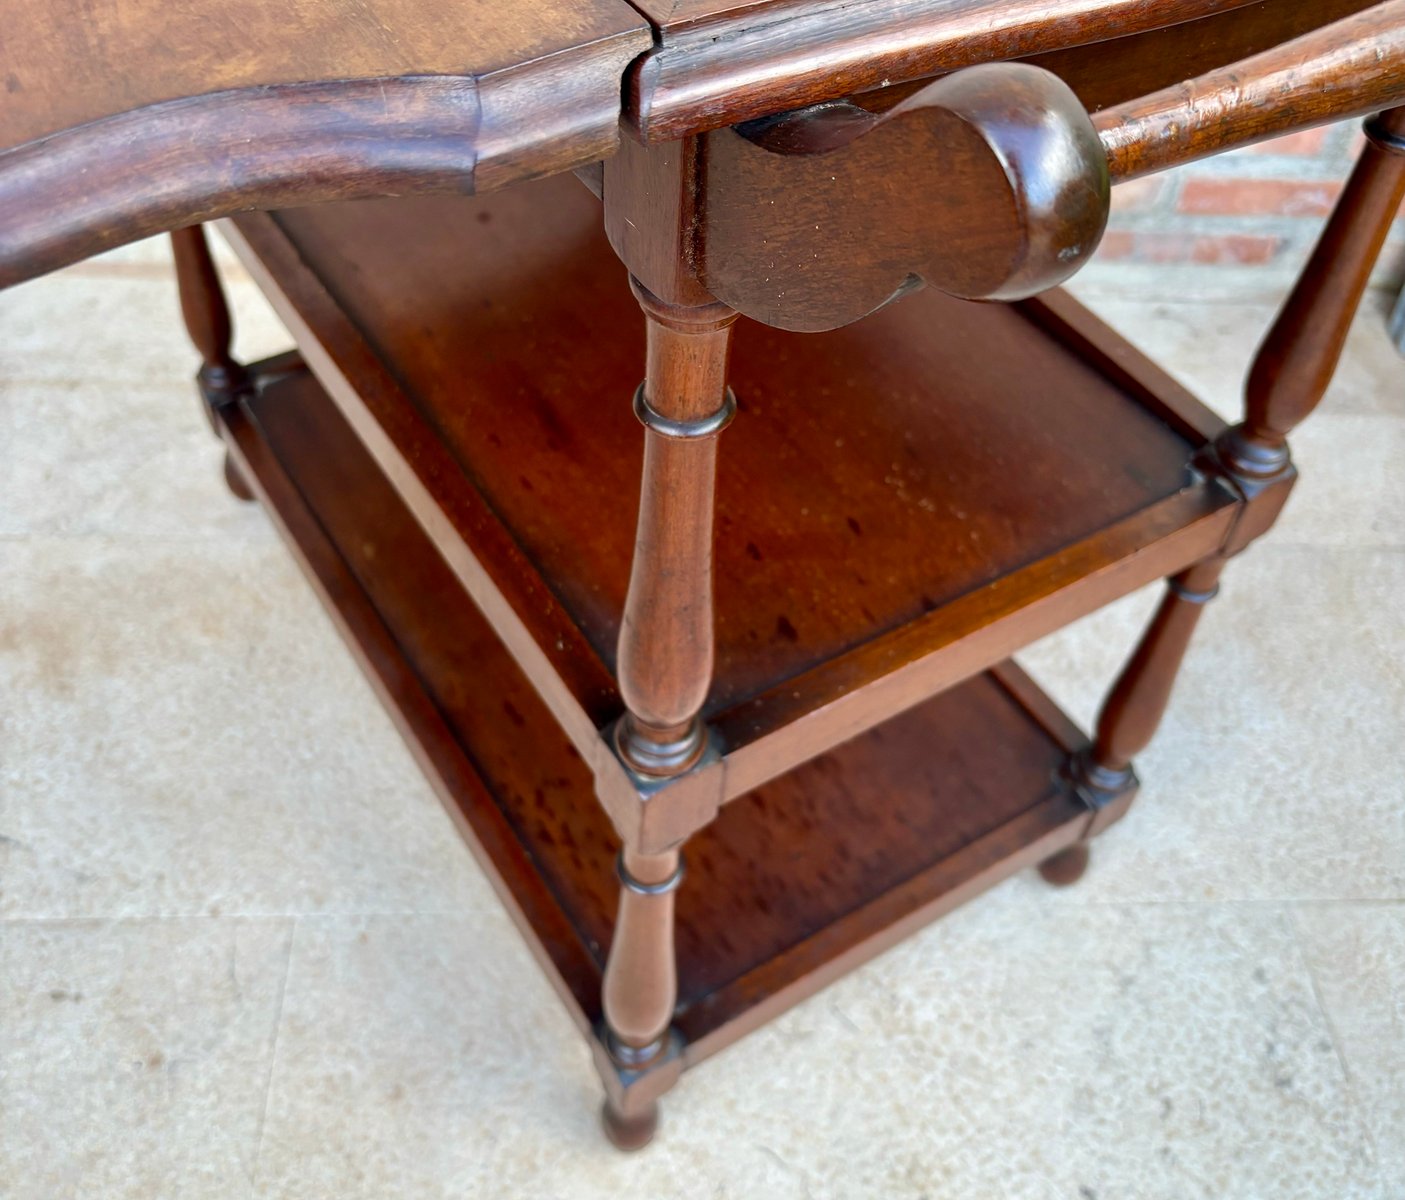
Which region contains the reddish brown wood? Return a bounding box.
[1071,557,1227,807]
[1094,4,1405,180]
[169,225,258,503]
[629,0,1271,142]
[697,14,1405,330]
[1217,106,1405,488]
[1026,0,1383,117]
[170,226,247,405]
[701,63,1109,329]
[615,284,738,776]
[603,855,682,1040]
[217,357,1097,1061]
[223,179,1234,803]
[602,135,714,307]
[0,1,649,287]
[1037,843,1090,887]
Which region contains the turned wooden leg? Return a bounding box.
[1046,557,1226,885]
[600,847,683,1148]
[613,281,738,777]
[170,224,254,502]
[598,280,737,1148]
[1216,106,1405,488]
[1037,843,1091,887]
[1048,109,1405,889]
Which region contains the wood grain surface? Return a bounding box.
[225,171,1237,802]
[223,362,1096,1059]
[2,0,646,148]
[0,0,649,286]
[627,0,1332,141]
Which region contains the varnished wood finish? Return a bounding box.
[222,175,1238,809]
[171,226,248,409]
[0,0,649,286]
[602,852,681,1054]
[1037,843,1090,887]
[170,225,257,503]
[1028,0,1384,116]
[1094,3,1405,180]
[1,0,646,148]
[702,63,1109,328]
[615,285,737,775]
[628,0,1268,142]
[216,358,1102,1064]
[1218,106,1405,490]
[1072,558,1227,807]
[699,12,1405,330]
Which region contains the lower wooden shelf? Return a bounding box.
[219,354,1111,1065]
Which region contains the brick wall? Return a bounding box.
[1098,119,1405,289]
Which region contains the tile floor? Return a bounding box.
[1,237,1402,1199]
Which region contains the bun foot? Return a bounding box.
[223,451,256,502]
[601,1100,658,1151]
[1038,842,1090,887]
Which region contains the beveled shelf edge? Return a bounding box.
[714,480,1237,799]
[218,369,606,1040]
[217,215,626,783]
[221,210,1237,814]
[213,361,1112,1066]
[680,660,1103,1064]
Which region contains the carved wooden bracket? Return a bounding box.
[701,64,1108,332]
[700,1,1405,332]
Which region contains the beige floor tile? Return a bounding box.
[1294,904,1405,1194]
[0,375,260,539]
[1018,545,1405,904]
[0,538,494,919]
[252,903,1384,1199]
[1274,416,1405,547]
[0,917,292,1200]
[1067,289,1404,423]
[0,266,289,387]
[4,234,1404,1193]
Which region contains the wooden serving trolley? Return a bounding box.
[4,0,1405,1148]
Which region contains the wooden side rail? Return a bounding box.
[701,0,1405,330]
[1095,1,1405,179]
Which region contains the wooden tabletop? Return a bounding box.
[4,0,648,150]
[0,0,649,285]
[0,0,1391,287]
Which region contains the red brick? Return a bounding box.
[1178,178,1342,217]
[1095,230,1135,260]
[1188,234,1281,265]
[1109,175,1165,213]
[1096,231,1281,266]
[1243,127,1331,156]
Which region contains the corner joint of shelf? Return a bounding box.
[591,721,726,854]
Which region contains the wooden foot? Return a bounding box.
[601,1099,658,1151]
[222,450,255,502]
[1038,843,1090,887]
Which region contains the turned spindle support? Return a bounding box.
[1046,106,1405,889]
[1044,557,1226,887]
[599,279,737,1148]
[169,224,254,502]
[1216,106,1405,489]
[613,281,738,777]
[599,847,685,1148]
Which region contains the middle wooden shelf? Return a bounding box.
[224,168,1240,807]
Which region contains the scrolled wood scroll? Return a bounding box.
[700,64,1109,332]
[701,0,1405,332]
